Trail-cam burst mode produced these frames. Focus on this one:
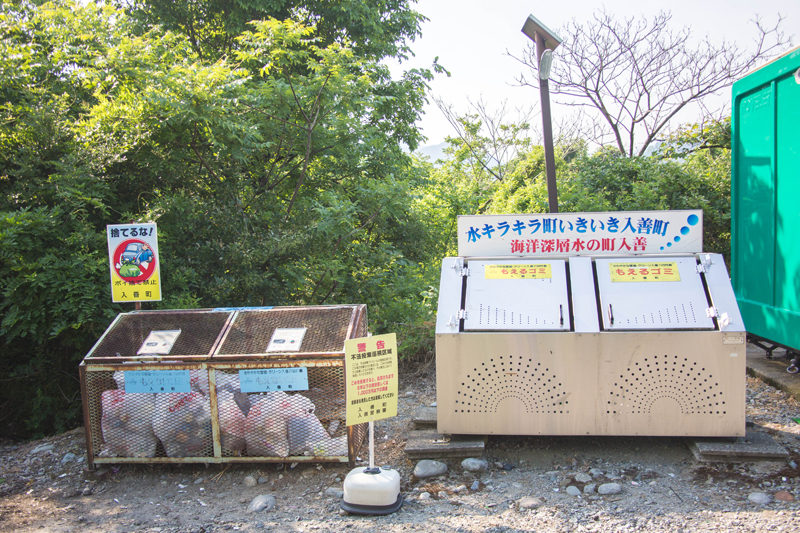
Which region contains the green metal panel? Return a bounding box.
[731,47,800,350]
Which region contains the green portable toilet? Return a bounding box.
[731,46,800,352]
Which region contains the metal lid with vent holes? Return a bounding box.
[595,256,715,331]
[463,259,570,331]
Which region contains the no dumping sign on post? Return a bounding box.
[106,223,162,303]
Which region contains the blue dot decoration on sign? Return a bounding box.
[665,213,700,248]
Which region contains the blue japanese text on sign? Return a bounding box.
[124,370,191,393]
[239,367,309,393]
[457,210,703,257]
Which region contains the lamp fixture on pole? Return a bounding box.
[522,14,562,213]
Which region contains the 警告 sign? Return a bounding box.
[344,333,398,426]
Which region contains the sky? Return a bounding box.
[390,0,800,148]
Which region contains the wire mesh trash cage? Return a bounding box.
[80,306,368,469]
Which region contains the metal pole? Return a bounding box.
[535,33,559,213]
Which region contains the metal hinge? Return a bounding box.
[458,309,467,320]
[697,254,713,273]
[707,306,731,329]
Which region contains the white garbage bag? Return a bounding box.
[287,414,330,455]
[244,392,315,457]
[189,369,209,395]
[218,391,247,454]
[152,392,212,457]
[100,390,157,457]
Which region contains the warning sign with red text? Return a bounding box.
[345,333,398,426]
[107,223,161,303]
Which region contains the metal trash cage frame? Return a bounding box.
[80,305,368,469]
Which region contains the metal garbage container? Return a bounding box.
[80,305,368,469]
[435,211,746,437]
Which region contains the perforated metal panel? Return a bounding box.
[595,256,714,330]
[463,259,570,331]
[217,307,356,355]
[87,310,231,360]
[605,352,728,416]
[436,252,745,437]
[454,354,570,415]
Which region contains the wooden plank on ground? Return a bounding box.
[689,429,789,462]
[404,430,485,459]
[412,406,437,429]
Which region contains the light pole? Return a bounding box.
[522,14,562,213]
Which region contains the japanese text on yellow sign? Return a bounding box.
[345,333,398,426]
[610,262,680,282]
[484,264,552,280]
[107,223,162,302]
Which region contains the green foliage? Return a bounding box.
[430,114,732,259]
[0,0,435,439]
[121,0,425,61]
[657,117,732,159]
[0,1,734,441]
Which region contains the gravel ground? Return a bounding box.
[1,371,798,532]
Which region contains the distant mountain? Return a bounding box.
[415,142,449,163]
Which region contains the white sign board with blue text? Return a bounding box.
[457,210,702,258]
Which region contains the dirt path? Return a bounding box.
[1,374,798,532]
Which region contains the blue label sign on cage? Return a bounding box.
[124,370,191,393]
[239,367,309,392]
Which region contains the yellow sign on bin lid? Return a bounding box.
[484,263,552,279]
[609,261,681,282]
[345,333,398,426]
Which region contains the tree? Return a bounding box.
[0,0,438,438]
[514,10,788,156]
[434,98,533,183]
[119,0,425,62]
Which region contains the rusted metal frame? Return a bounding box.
[79,363,96,471]
[208,359,342,370]
[83,359,345,373]
[83,313,124,359]
[82,305,364,466]
[345,305,359,343]
[84,354,215,364]
[207,367,223,458]
[209,310,238,357]
[92,455,349,465]
[346,304,368,340]
[211,351,345,361]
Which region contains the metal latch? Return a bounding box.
[697,254,713,273]
[706,307,731,329]
[452,258,468,277]
[447,310,467,329]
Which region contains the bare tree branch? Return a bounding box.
[511,9,789,156]
[434,96,535,181]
